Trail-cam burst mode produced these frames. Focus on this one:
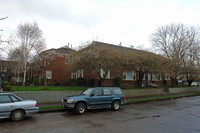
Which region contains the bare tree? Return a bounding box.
[7,46,24,83]
[33,49,60,89]
[181,26,200,85]
[0,16,8,58]
[151,23,200,86]
[13,22,46,86]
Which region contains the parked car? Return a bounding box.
[0,92,39,121]
[62,87,126,114]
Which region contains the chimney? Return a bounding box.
[68,43,70,47]
[119,42,122,46]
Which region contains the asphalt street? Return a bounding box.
[1,96,200,133]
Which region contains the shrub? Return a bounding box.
[26,78,33,84]
[33,77,39,86]
[77,78,86,86]
[113,77,122,87]
[89,78,95,87]
[64,79,77,86]
[54,78,61,86]
[39,78,44,85]
[1,81,12,91]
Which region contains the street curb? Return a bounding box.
[39,109,65,113]
[38,94,200,113]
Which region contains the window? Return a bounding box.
[71,70,83,79]
[92,89,103,96]
[10,95,20,102]
[46,70,52,79]
[152,74,162,81]
[0,67,7,72]
[123,71,136,80]
[103,88,112,95]
[100,69,110,79]
[165,75,170,80]
[65,55,70,64]
[0,95,12,103]
[113,88,123,95]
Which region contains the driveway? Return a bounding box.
[1,96,200,133]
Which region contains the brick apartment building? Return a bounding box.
[1,41,172,87]
[70,41,172,87]
[0,60,24,83]
[33,46,76,85]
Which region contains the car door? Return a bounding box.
[101,88,113,107]
[87,89,103,108]
[0,95,15,118]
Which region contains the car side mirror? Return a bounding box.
[90,94,95,97]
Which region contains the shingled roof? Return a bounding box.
[44,46,76,55]
[91,41,157,56]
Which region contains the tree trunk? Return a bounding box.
[137,71,144,87]
[170,77,176,87]
[17,70,20,83]
[23,60,27,86]
[101,79,105,87]
[187,80,193,86]
[43,59,48,89]
[23,70,26,86]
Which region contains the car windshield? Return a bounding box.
[81,88,93,95]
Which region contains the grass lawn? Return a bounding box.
[12,86,88,91]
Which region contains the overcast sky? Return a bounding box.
[1,0,200,49]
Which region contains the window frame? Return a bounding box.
[0,94,13,103]
[103,88,112,96]
[100,69,110,79]
[123,71,136,81]
[91,89,103,96]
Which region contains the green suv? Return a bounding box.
[62,87,126,114]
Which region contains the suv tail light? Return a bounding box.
[36,103,38,107]
[124,96,126,100]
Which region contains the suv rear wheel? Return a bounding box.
[74,103,86,114]
[112,101,120,111]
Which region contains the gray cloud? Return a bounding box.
[1,0,105,28]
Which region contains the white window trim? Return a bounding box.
[152,74,162,81]
[71,69,84,79]
[46,70,52,79]
[100,69,110,79]
[123,71,136,81]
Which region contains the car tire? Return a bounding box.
[112,101,120,111]
[74,103,86,115]
[11,110,25,122]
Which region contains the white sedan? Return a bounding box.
[0,92,39,121]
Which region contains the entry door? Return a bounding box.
[145,72,149,86]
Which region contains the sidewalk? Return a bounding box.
[38,92,200,113]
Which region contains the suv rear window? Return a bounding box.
[113,88,123,95]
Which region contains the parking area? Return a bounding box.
[1,96,200,133]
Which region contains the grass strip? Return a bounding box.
[13,86,88,91]
[126,93,200,103]
[39,105,63,110]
